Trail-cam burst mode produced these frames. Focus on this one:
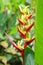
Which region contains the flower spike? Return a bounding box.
[18,18,26,25]
[24,37,35,48]
[18,27,26,39]
[25,22,34,32]
[28,14,32,19]
[20,11,25,15]
[26,14,32,21]
[6,5,35,65]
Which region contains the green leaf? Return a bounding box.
[0,56,7,64]
[0,41,8,48]
[4,46,16,54]
[9,26,17,35]
[14,32,21,40]
[24,54,34,65]
[0,33,5,41]
[24,46,34,55]
[35,0,43,65]
[24,46,34,65]
[0,0,4,13]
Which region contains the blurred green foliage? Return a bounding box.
[0,0,26,65]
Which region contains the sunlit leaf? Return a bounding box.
[0,41,8,48]
[4,46,16,54]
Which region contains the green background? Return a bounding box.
[35,0,43,65]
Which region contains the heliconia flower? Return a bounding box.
[18,27,26,39]
[24,38,30,42]
[20,11,25,15]
[28,14,32,19]
[18,18,26,25]
[25,14,32,21]
[24,37,35,48]
[25,22,34,32]
[17,43,24,50]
